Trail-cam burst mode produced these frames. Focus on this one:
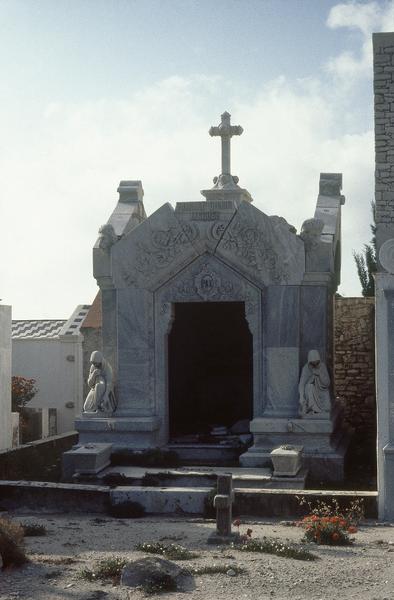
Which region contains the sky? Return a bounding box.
[1,0,393,319]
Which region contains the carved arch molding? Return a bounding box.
[153,255,263,437]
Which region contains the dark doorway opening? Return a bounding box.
[168,301,253,439]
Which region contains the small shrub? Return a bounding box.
[0,518,27,568]
[234,537,318,561]
[142,571,178,595]
[109,502,145,518]
[21,522,47,537]
[297,498,364,546]
[79,556,127,584]
[191,564,246,575]
[36,556,76,565]
[136,542,199,560]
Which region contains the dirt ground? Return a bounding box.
[1,512,394,600]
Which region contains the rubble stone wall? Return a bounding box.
[334,297,376,438]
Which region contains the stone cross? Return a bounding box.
[213,474,234,537]
[209,112,243,176]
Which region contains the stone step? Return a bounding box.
[97,465,308,490]
[166,443,243,466]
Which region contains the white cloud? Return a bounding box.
[0,65,374,318]
[326,0,394,81]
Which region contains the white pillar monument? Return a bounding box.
[373,33,394,520]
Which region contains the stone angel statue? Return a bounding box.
[298,350,331,418]
[83,351,117,415]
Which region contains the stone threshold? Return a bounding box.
[0,480,378,518]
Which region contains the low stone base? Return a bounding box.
[62,443,112,480]
[271,468,308,489]
[239,413,349,481]
[74,416,162,450]
[207,532,239,545]
[240,445,347,481]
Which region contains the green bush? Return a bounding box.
[136,542,199,560]
[79,556,127,583]
[235,537,318,561]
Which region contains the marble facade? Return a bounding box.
[75,113,346,480]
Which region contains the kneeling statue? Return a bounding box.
[83,351,117,414]
[299,349,331,418]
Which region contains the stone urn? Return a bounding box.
[270,444,303,477]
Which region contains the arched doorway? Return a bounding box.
[168,301,253,439]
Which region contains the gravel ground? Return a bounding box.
[1,512,394,600]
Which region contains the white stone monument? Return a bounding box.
[0,305,12,451]
[74,112,347,480]
[373,33,394,520]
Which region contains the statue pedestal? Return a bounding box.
[74,415,162,450]
[240,409,349,481]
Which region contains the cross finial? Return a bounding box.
[209,112,243,176]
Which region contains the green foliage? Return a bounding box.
[234,537,318,561]
[353,201,377,297]
[78,556,127,583]
[191,564,246,575]
[136,542,199,560]
[0,518,28,569]
[297,497,364,546]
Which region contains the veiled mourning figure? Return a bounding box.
[299,350,331,418]
[83,351,116,414]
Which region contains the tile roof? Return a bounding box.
[12,305,91,339]
[81,292,102,328]
[12,320,66,339]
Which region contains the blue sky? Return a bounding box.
[1,0,393,318]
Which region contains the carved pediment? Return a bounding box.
[215,202,305,286]
[101,200,305,291]
[110,203,199,290]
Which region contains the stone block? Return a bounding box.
[62,443,112,480]
[270,445,303,476]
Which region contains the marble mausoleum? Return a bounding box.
[75,112,347,480]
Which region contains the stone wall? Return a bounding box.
[0,431,78,481]
[374,37,394,228]
[334,297,375,438]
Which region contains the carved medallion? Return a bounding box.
[195,264,221,300]
[379,238,394,274]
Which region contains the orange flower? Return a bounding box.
[348,526,358,534]
[332,532,340,542]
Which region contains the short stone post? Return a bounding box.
[207,474,237,544]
